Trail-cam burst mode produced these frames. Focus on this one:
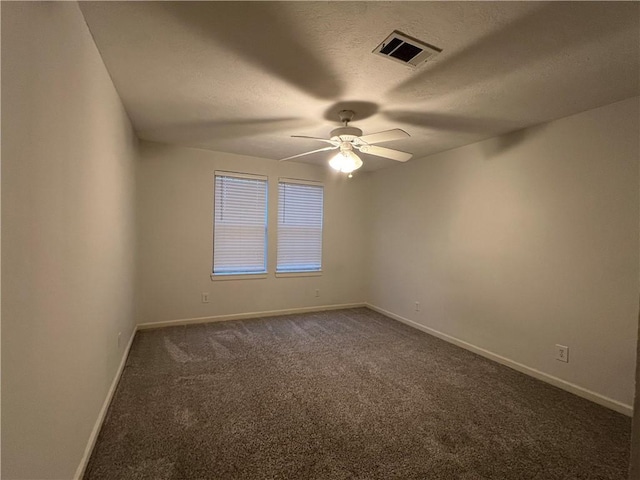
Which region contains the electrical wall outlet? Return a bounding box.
[315,289,320,298]
[201,292,210,303]
[415,302,420,312]
[555,344,569,363]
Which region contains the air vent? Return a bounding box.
[373,31,441,68]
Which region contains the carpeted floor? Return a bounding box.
[84,308,631,479]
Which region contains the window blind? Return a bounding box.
[277,180,324,273]
[213,173,267,275]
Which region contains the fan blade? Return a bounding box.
[280,146,337,162]
[356,129,410,145]
[357,144,412,162]
[292,135,340,146]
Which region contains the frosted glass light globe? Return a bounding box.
[329,150,363,173]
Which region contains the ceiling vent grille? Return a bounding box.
[373,31,441,68]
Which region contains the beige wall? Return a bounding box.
[136,142,368,325]
[367,97,639,410]
[1,3,138,479]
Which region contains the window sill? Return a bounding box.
[275,271,322,278]
[211,273,268,281]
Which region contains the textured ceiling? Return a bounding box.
[79,1,639,171]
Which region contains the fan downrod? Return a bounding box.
[330,110,362,139]
[338,110,355,126]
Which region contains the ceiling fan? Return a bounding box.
[280,110,412,174]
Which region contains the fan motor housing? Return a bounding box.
[330,126,363,141]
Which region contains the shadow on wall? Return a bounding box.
[480,128,530,158]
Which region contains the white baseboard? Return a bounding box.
[73,328,137,480]
[366,303,633,417]
[137,302,367,330]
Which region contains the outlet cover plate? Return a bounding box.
[555,344,569,363]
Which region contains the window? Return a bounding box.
[277,179,324,273]
[213,172,267,276]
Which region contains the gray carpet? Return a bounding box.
[84,308,631,479]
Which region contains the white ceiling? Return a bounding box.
[79,1,639,171]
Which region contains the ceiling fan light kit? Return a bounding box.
[329,148,363,174]
[281,110,413,173]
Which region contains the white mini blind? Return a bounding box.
[277,180,324,273]
[213,173,267,275]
